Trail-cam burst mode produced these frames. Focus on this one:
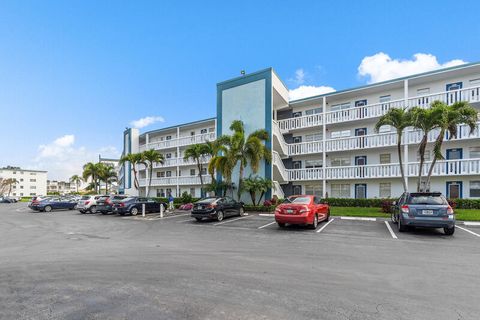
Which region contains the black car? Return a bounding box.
[112,197,167,216]
[392,192,455,235]
[0,197,14,203]
[96,195,128,214]
[191,197,245,222]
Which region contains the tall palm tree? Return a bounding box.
[3,178,18,196]
[375,108,413,192]
[99,165,117,194]
[205,140,221,185]
[83,162,102,193]
[183,143,210,197]
[425,101,478,189]
[119,153,143,190]
[410,105,444,191]
[213,120,271,200]
[69,175,83,193]
[141,149,164,197]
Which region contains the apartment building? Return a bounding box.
[121,62,480,200]
[47,180,76,194]
[0,166,47,196]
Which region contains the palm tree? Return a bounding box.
[3,178,18,196]
[141,149,164,197]
[243,175,273,205]
[82,162,102,193]
[410,105,444,191]
[205,140,221,185]
[212,120,271,200]
[69,175,83,193]
[99,164,117,194]
[183,143,210,197]
[424,101,478,190]
[375,108,413,192]
[119,153,143,190]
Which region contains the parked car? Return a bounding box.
[76,195,103,213]
[191,197,245,222]
[112,197,166,216]
[178,203,193,211]
[96,195,128,214]
[275,195,330,229]
[29,197,77,212]
[0,197,14,203]
[392,192,455,235]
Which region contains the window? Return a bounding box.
[30,186,36,189]
[379,95,391,103]
[470,147,480,159]
[200,129,207,134]
[20,186,24,189]
[378,125,391,133]
[30,193,36,196]
[331,102,351,112]
[379,183,391,198]
[305,133,322,142]
[469,78,480,86]
[157,172,164,178]
[190,188,196,196]
[166,171,172,177]
[331,157,351,167]
[13,186,16,189]
[305,107,322,115]
[201,168,207,175]
[190,131,195,136]
[292,112,302,117]
[13,172,16,174]
[30,179,36,182]
[190,169,195,176]
[166,153,172,159]
[470,181,480,197]
[292,185,302,195]
[331,130,350,138]
[293,161,302,169]
[331,184,350,197]
[30,172,36,175]
[293,136,302,143]
[417,88,430,95]
[209,127,215,132]
[20,178,24,182]
[20,171,24,174]
[166,135,172,140]
[305,159,322,168]
[417,150,431,161]
[380,154,391,164]
[157,188,165,197]
[166,188,172,196]
[305,184,322,196]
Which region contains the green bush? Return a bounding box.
[325,198,393,208]
[244,205,276,212]
[451,199,480,209]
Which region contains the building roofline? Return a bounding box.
[216,68,273,87]
[0,167,47,173]
[139,117,216,137]
[289,61,480,105]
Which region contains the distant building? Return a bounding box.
[0,166,47,197]
[47,180,77,194]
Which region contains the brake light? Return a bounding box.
[447,206,454,214]
[401,205,409,213]
[206,204,216,209]
[105,198,111,204]
[119,202,125,207]
[299,206,310,213]
[85,201,90,205]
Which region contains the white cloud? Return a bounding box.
[358,52,467,83]
[130,116,165,129]
[289,85,336,101]
[294,68,306,85]
[32,134,120,180]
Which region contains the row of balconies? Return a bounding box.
[285,158,480,181]
[138,175,212,187]
[139,132,216,152]
[277,85,480,132]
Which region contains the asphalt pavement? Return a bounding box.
[1,203,479,320]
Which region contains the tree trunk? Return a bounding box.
[197,158,204,198]
[237,164,244,201]
[397,132,408,192]
[258,191,266,206]
[249,191,256,206]
[147,164,153,197]
[425,131,445,191]
[417,134,428,192]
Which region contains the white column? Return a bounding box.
[322,96,327,198]
[176,127,180,197]
[403,79,409,190]
[145,133,149,146]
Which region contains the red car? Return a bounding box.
[275,195,330,229]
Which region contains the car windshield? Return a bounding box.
[407,193,447,205]
[112,196,126,200]
[291,197,311,204]
[196,197,218,204]
[122,197,136,202]
[98,196,109,200]
[81,196,90,200]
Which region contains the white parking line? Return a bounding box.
[176,218,195,223]
[316,218,335,233]
[384,221,398,239]
[259,213,274,217]
[340,216,376,221]
[258,221,276,229]
[213,216,249,226]
[464,222,480,226]
[159,213,191,219]
[457,226,480,237]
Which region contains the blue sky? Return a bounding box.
[0,0,479,179]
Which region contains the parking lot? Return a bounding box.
[1,203,480,319]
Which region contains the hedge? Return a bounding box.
[244,205,276,212]
[324,198,394,208]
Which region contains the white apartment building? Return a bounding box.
[121,62,480,200]
[47,180,77,194]
[0,166,47,197]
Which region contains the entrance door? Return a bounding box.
[446,181,463,199]
[355,99,368,118]
[446,82,463,104]
[355,128,367,148]
[355,156,367,178]
[355,184,367,199]
[446,148,463,174]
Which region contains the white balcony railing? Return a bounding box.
[272,120,289,155]
[324,99,405,125]
[272,151,288,182]
[289,140,323,155]
[278,113,323,132]
[150,156,211,168]
[407,85,480,108]
[287,159,480,181]
[139,132,216,152]
[138,175,212,187]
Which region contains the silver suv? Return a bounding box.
[77,195,103,214]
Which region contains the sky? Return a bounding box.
[0,0,479,180]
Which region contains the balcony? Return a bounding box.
[139,132,216,152]
[277,85,480,132]
[138,175,212,187]
[286,158,480,181]
[149,156,211,168]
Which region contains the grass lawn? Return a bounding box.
[330,206,480,221]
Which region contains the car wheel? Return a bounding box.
[195,217,202,222]
[89,206,97,214]
[216,210,224,222]
[238,207,245,217]
[398,217,407,232]
[130,207,139,216]
[310,214,318,229]
[391,213,398,224]
[74,204,78,210]
[444,226,455,235]
[44,206,52,213]
[277,222,286,228]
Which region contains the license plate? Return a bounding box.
[286,209,293,213]
[423,210,434,215]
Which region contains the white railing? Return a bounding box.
[277,113,323,131]
[288,140,323,155]
[150,156,211,168]
[287,159,480,181]
[272,120,289,155]
[139,132,216,152]
[324,99,405,125]
[272,151,288,181]
[272,180,285,198]
[325,131,397,152]
[407,85,480,108]
[139,175,212,187]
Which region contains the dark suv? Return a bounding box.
[96,195,128,214]
[112,197,167,216]
[392,192,455,235]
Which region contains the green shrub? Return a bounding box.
[451,199,480,209]
[244,205,276,212]
[325,198,393,207]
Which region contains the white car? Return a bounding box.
[77,195,103,213]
